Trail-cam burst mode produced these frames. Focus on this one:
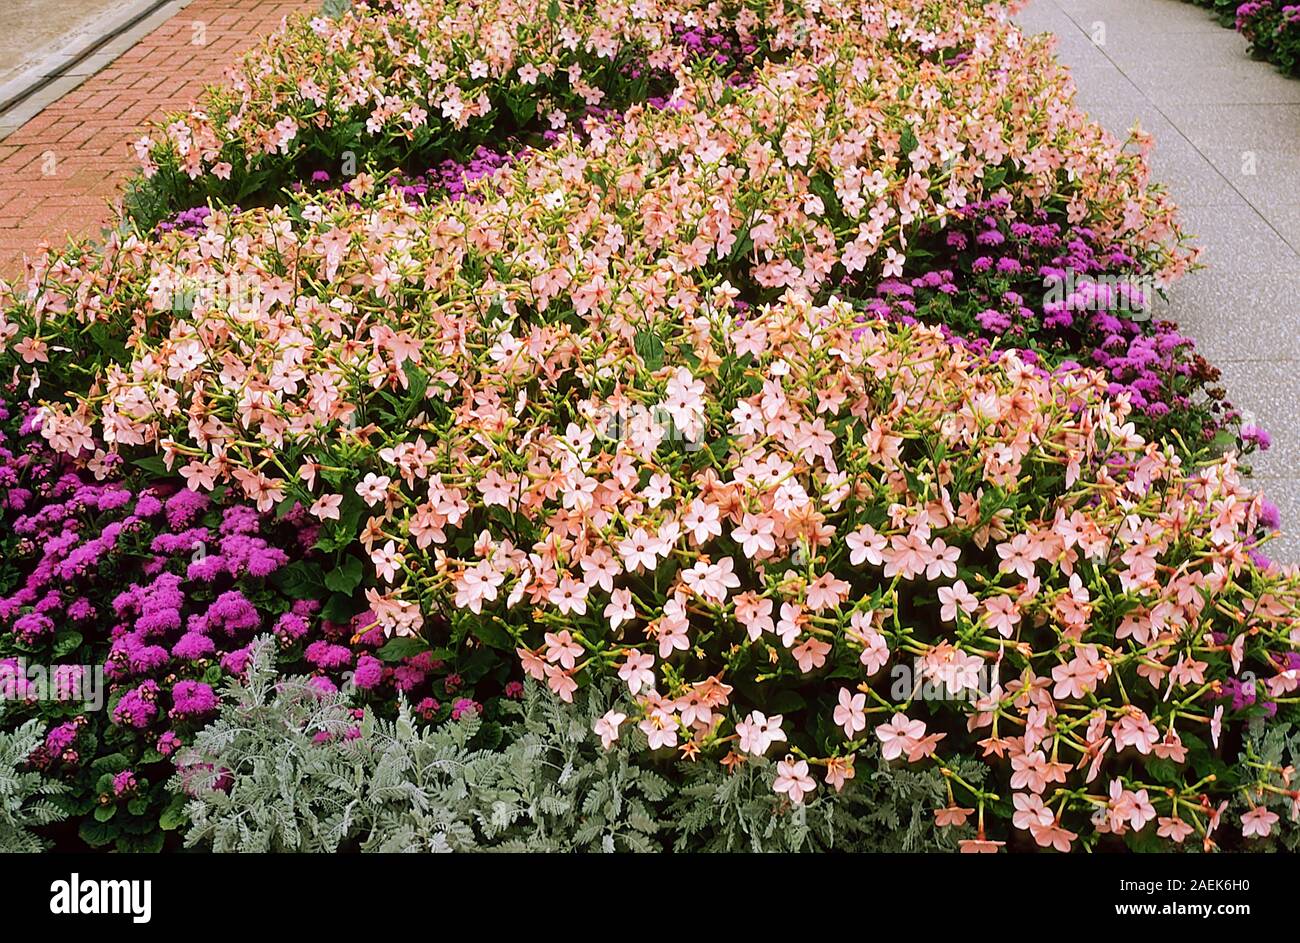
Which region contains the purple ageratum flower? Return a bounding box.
[405,651,442,673]
[292,598,321,618]
[975,309,1012,333]
[451,697,480,721]
[113,681,160,729]
[186,552,229,582]
[305,641,352,671]
[130,642,171,675]
[111,769,138,797]
[1218,675,1262,711]
[273,612,310,642]
[202,590,260,636]
[12,611,54,643]
[393,664,426,693]
[214,533,288,577]
[170,680,219,719]
[219,505,260,536]
[67,597,96,621]
[134,494,163,518]
[172,632,216,661]
[1259,498,1282,532]
[156,730,182,757]
[1236,2,1268,31]
[51,665,86,700]
[220,645,252,677]
[1242,424,1272,451]
[150,527,210,555]
[45,721,80,756]
[164,488,209,529]
[352,653,384,690]
[1248,548,1274,572]
[307,675,338,696]
[133,572,186,635]
[0,659,32,700]
[245,544,288,577]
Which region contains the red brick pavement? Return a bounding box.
[0,0,316,278]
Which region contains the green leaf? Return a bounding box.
[472,619,516,651]
[131,454,170,478]
[86,322,129,363]
[763,689,807,715]
[273,560,326,600]
[93,804,117,823]
[324,555,364,594]
[119,830,165,853]
[376,637,430,662]
[634,331,664,371]
[321,593,359,624]
[900,126,918,157]
[159,797,188,832]
[547,0,560,21]
[78,818,116,848]
[52,630,84,659]
[90,752,130,775]
[314,494,365,552]
[1208,427,1239,457]
[1144,756,1180,787]
[1123,826,1166,854]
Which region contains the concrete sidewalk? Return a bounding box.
[1016,0,1300,561]
[0,0,131,91]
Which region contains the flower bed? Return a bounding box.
[126,0,773,228]
[1179,0,1300,75]
[0,0,1297,853]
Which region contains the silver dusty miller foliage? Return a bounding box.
[174,636,974,852]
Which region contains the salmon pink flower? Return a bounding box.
[736,711,786,756]
[792,637,831,673]
[824,756,855,792]
[833,687,867,738]
[604,588,635,630]
[543,630,583,670]
[1241,806,1279,839]
[617,650,655,695]
[309,493,342,520]
[773,756,815,805]
[935,805,974,828]
[594,710,626,749]
[876,713,925,762]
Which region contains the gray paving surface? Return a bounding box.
[1016,0,1300,562]
[0,0,131,89]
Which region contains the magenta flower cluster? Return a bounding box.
[1225,1,1300,74]
[852,197,1238,448]
[0,391,496,849]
